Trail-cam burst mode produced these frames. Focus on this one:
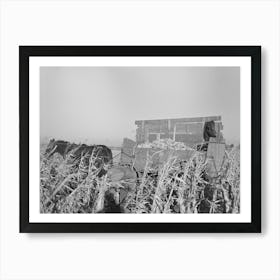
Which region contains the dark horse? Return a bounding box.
[44,139,113,177]
[44,139,73,159]
[197,120,217,151]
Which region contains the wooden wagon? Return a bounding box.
[119,116,226,178]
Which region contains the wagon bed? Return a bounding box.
[121,147,195,172]
[119,137,226,177]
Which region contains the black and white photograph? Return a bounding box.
[40,66,240,215]
[19,46,261,232]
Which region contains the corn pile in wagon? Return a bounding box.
[137,138,193,151]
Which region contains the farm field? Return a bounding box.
[40,142,240,214]
[39,67,241,215]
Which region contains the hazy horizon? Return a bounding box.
[40,66,240,146]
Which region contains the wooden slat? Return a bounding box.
[135,116,221,125]
[206,138,226,177]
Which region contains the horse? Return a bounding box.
[44,139,71,159]
[44,139,113,177]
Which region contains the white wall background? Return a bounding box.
[0,0,279,279]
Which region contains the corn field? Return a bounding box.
[40,144,240,214]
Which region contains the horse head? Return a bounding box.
[44,139,69,159]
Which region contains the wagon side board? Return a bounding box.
[120,138,137,166]
[206,138,226,177]
[133,148,195,172]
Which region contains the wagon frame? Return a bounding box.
[119,116,226,178]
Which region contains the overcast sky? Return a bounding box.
[40,66,240,146]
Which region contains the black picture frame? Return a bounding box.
[19,46,261,233]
